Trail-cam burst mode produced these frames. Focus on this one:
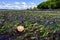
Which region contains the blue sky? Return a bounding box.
[0,0,46,10]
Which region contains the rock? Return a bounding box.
[16,26,25,32]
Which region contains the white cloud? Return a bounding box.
[0,2,37,10]
[14,2,20,4]
[31,2,35,5]
[3,5,21,9]
[20,2,28,9]
[21,5,27,9]
[21,2,26,5]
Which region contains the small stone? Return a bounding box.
[16,26,25,32]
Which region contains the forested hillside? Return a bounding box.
[37,0,60,9]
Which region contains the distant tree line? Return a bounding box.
[37,0,60,9]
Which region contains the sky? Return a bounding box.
[0,0,46,10]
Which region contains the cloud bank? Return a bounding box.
[0,2,37,10]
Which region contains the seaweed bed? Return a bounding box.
[0,11,60,40]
